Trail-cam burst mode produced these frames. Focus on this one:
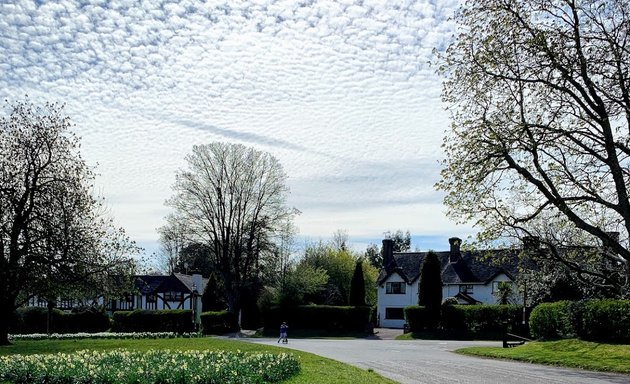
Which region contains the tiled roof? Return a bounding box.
[377,249,521,286]
[134,274,208,295]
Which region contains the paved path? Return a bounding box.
[244,337,629,384]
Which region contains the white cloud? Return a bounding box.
[0,0,466,258]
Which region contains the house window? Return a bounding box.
[386,282,406,294]
[385,308,405,320]
[459,285,474,294]
[164,291,182,301]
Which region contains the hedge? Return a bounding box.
[529,299,630,343]
[10,307,111,334]
[112,310,194,333]
[529,301,575,339]
[405,304,525,338]
[200,311,239,335]
[263,305,371,334]
[579,300,630,343]
[404,306,432,331]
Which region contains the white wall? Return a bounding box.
[378,273,521,328]
[376,273,418,328]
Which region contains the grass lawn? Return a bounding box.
[456,339,630,374]
[0,337,396,384]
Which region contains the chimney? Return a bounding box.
[522,236,540,253]
[191,273,203,294]
[382,238,394,270]
[449,237,461,263]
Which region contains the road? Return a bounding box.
[244,337,629,384]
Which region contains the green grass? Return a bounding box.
[456,339,630,374]
[0,337,396,384]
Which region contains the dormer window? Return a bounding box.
[386,282,406,294]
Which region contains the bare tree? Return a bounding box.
[0,100,138,344]
[166,142,295,316]
[437,0,630,296]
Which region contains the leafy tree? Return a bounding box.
[349,260,366,306]
[418,251,442,328]
[166,142,295,316]
[364,243,381,269]
[277,263,328,307]
[389,230,411,252]
[301,242,356,305]
[0,100,138,345]
[437,0,630,296]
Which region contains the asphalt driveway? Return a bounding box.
[244,336,629,384]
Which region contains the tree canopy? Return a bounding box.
[165,142,295,316]
[437,0,630,296]
[0,100,138,344]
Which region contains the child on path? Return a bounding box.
[278,322,288,344]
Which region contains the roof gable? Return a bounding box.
[377,248,521,286]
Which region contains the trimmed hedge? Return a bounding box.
[112,310,194,333]
[529,300,630,343]
[404,306,432,331]
[10,307,110,334]
[263,305,371,334]
[529,301,575,339]
[200,311,239,335]
[441,304,522,337]
[579,300,630,343]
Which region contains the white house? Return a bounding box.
[376,238,522,328]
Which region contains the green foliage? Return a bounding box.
[0,349,300,384]
[10,307,110,334]
[112,310,194,333]
[404,306,431,331]
[529,301,575,340]
[580,300,630,343]
[362,263,379,308]
[529,300,630,343]
[279,264,329,307]
[440,304,523,338]
[301,243,356,305]
[263,305,371,333]
[437,0,630,296]
[494,281,516,305]
[364,243,381,269]
[349,260,366,306]
[200,311,239,335]
[202,273,227,312]
[418,251,442,328]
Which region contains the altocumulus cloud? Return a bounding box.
[0,0,473,256]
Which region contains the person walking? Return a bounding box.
[278,322,288,344]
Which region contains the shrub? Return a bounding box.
[404,306,431,332]
[112,310,194,333]
[579,299,630,343]
[529,301,575,339]
[440,304,524,338]
[263,305,371,334]
[200,311,239,335]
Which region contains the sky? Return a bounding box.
[0,0,476,264]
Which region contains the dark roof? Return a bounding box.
[377,249,521,286]
[134,274,207,295]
